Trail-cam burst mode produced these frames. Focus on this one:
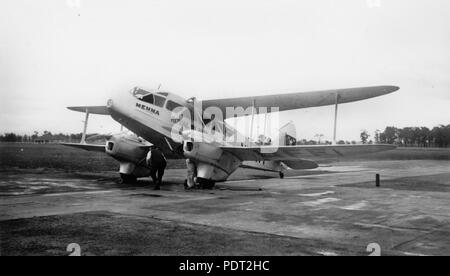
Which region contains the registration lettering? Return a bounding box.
[136,102,159,116]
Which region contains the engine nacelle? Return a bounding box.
[105,135,148,163]
[183,141,241,182]
[105,135,151,177]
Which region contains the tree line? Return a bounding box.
[0,131,85,143]
[299,125,450,148]
[371,125,450,147]
[1,125,450,147]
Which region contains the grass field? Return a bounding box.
[344,146,450,161]
[2,143,450,172]
[0,143,185,172]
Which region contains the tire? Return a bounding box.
[279,172,284,179]
[197,178,215,189]
[119,173,137,184]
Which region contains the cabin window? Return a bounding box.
[166,100,182,111]
[153,95,166,107]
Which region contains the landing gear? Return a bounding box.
[119,173,137,184]
[279,172,284,179]
[197,178,216,189]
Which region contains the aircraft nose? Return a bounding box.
[106,97,119,115]
[106,90,133,120]
[106,90,124,113]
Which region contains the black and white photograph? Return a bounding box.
[1,0,449,261]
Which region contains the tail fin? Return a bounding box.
[279,121,297,146]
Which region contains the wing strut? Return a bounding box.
[332,93,340,145]
[249,99,256,147]
[81,108,90,144]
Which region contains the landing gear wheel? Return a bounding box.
[197,178,216,189]
[119,173,137,184]
[279,172,284,179]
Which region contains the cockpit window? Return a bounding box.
[141,94,154,104]
[153,95,166,107]
[132,87,167,107]
[157,92,169,97]
[132,87,149,97]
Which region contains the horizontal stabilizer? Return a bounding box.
[67,106,110,115]
[282,159,318,170]
[60,142,105,152]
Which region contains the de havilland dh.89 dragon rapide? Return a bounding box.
[63,85,399,188]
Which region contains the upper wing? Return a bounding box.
[67,106,110,115]
[202,86,399,117]
[60,142,106,152]
[221,144,396,161]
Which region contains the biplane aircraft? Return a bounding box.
[63,85,398,188]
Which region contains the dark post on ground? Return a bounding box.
[376,173,380,187]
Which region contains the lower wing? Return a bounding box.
[67,106,110,115]
[60,142,106,152]
[221,144,396,162]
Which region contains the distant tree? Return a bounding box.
[41,130,53,141]
[398,127,413,146]
[381,126,398,144]
[412,128,420,146]
[31,131,39,141]
[296,139,308,145]
[374,129,381,144]
[70,133,83,143]
[444,125,450,147]
[430,125,450,147]
[3,133,17,142]
[360,130,370,144]
[418,127,431,147]
[307,140,317,145]
[314,134,324,144]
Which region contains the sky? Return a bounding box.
[1,0,449,141]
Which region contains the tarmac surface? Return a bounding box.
[1,160,450,256]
